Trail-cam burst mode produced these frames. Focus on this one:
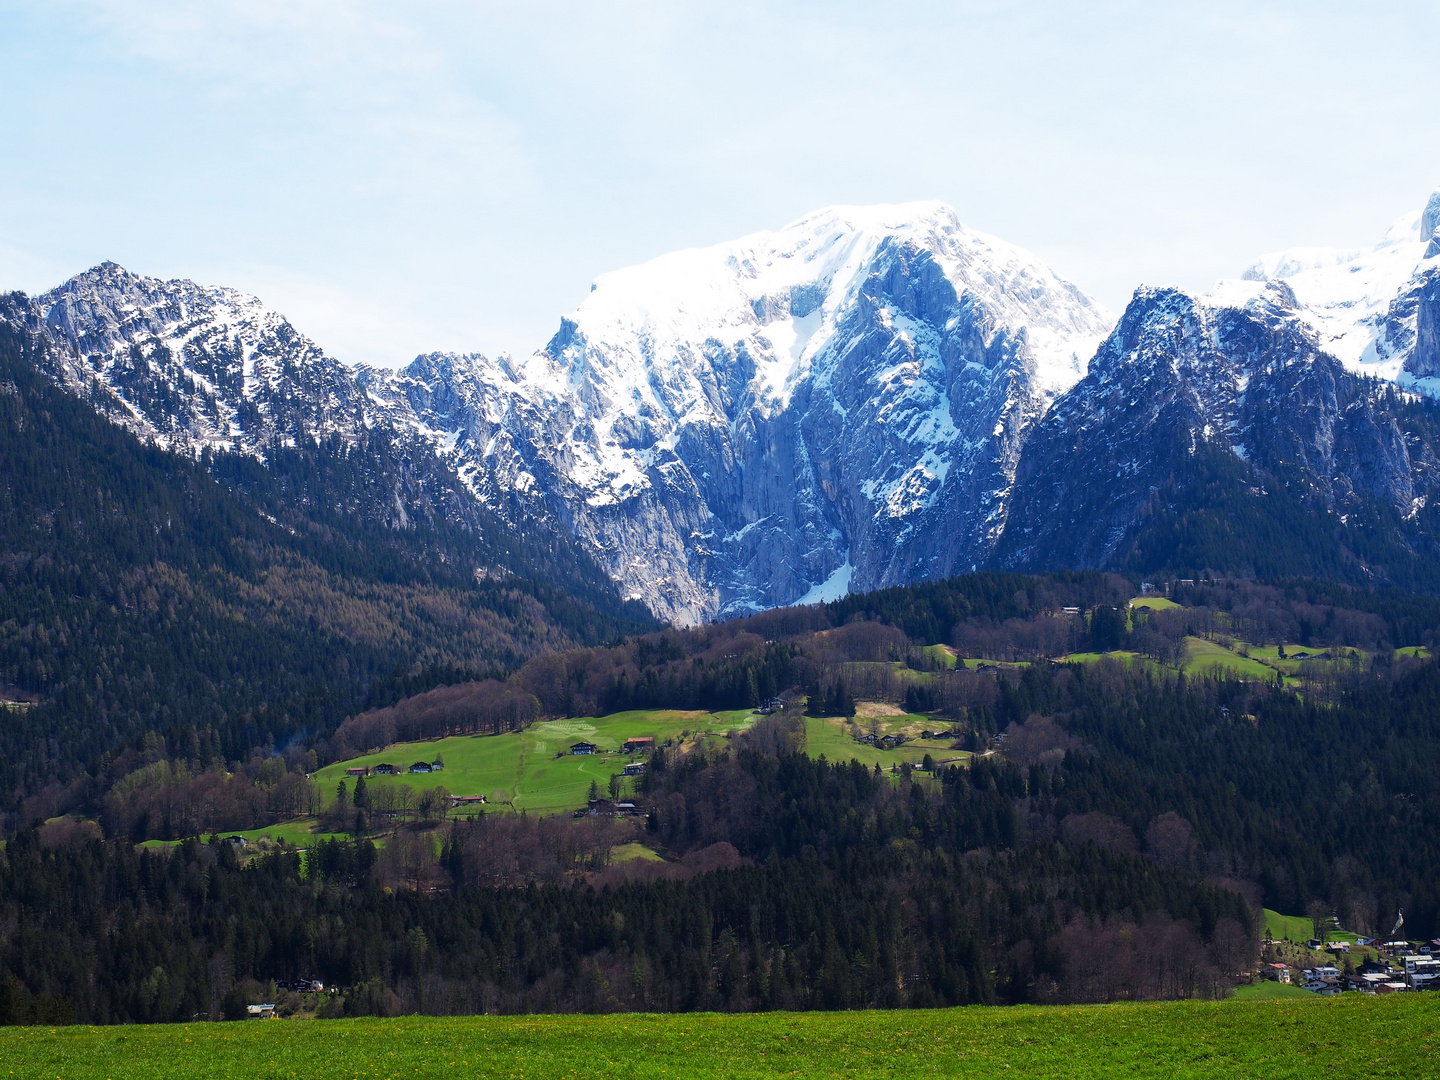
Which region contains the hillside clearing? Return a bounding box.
[315,709,759,814]
[1182,637,1278,680]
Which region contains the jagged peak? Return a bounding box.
[1422,187,1440,243]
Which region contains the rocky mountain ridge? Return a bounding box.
[8,190,1440,620]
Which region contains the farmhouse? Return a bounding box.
[570,742,598,755]
[408,761,433,774]
[276,979,324,994]
[623,762,646,776]
[372,763,399,775]
[246,1003,276,1019]
[345,766,369,778]
[624,736,654,753]
[450,794,486,807]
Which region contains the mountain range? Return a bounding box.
[5,188,1440,623]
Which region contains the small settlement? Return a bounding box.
[1261,933,1440,995]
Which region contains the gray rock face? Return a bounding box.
[409,203,1113,622]
[35,262,372,454]
[1423,190,1440,252]
[1409,270,1440,378]
[995,282,1439,570]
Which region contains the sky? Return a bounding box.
[2,1,1438,367]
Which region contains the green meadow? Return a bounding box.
[138,818,350,850]
[313,705,970,825]
[1129,596,1181,612]
[3,996,1437,1079]
[1181,637,1279,681]
[1265,909,1316,943]
[1231,981,1320,1000]
[314,709,757,813]
[804,715,970,773]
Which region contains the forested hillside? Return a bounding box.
[0,308,651,803]
[0,718,1254,1022]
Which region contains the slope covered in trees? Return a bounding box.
[0,716,1255,1022]
[0,305,652,799]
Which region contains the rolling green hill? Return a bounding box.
[315,708,757,813]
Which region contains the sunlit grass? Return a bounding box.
[4,996,1436,1078]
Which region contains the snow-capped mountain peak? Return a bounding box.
[415,200,1114,622]
[1224,187,1440,382]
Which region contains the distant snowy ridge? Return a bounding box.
[11,189,1440,622]
[1212,190,1440,388]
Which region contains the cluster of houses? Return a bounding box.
[246,978,330,1017]
[345,759,444,778]
[569,736,656,756]
[856,731,909,750]
[852,728,961,751]
[1266,939,1440,994]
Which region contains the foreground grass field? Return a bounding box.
[4,996,1437,1078]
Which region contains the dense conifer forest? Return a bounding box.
[5,303,1440,1024]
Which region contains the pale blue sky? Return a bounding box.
[2,1,1438,366]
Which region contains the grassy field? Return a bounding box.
[804,715,969,772]
[1129,596,1181,612]
[318,705,974,819]
[315,709,757,814]
[1063,649,1146,666]
[956,657,1029,670]
[5,997,1439,1078]
[922,643,959,669]
[1265,909,1316,943]
[139,818,352,850]
[609,841,664,863]
[1181,637,1278,680]
[1232,981,1319,1000]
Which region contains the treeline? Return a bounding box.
[311,570,1440,772]
[327,681,542,759]
[825,571,1134,644]
[11,646,1440,1020]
